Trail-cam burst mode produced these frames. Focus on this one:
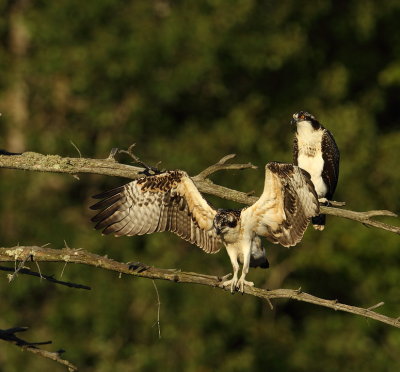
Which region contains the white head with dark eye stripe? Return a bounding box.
[213,210,240,240]
[291,111,321,130]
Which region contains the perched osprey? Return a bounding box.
[291,111,340,230]
[90,162,319,292]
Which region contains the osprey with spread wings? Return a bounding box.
[91,162,319,292]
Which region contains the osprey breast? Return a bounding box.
[296,123,327,198]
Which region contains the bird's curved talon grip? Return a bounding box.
[138,165,163,177]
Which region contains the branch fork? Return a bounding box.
[194,153,257,180]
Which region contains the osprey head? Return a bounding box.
[291,111,321,130]
[291,111,316,125]
[213,210,240,236]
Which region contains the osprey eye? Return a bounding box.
[300,114,305,120]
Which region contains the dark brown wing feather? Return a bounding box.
[90,170,222,254]
[278,166,319,245]
[293,136,299,165]
[321,129,340,199]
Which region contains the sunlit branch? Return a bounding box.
[0,151,398,235]
[1,246,400,329]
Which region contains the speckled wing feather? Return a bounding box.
[293,136,299,166]
[90,170,222,254]
[321,129,340,199]
[243,162,319,247]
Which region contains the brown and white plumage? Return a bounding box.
[243,162,319,247]
[91,162,319,292]
[291,111,340,230]
[91,170,221,254]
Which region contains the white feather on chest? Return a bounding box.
[296,121,327,197]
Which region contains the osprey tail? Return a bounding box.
[312,213,326,231]
[250,255,269,269]
[249,236,269,269]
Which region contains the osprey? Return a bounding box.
[291,111,340,230]
[90,162,319,292]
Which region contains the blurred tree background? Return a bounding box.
[0,0,400,370]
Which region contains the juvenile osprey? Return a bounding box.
[291,111,340,230]
[90,162,319,292]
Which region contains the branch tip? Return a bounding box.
[265,297,274,310]
[69,141,82,159]
[367,302,385,311]
[217,154,236,164]
[107,147,119,161]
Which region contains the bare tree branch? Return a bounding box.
[0,151,143,179]
[0,326,78,371]
[0,265,91,290]
[1,246,400,329]
[0,151,397,235]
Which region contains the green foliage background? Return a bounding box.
[1,0,400,371]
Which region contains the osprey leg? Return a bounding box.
[312,199,328,230]
[222,245,240,293]
[237,244,254,293]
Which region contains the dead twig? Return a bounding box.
[0,265,91,290]
[152,280,162,339]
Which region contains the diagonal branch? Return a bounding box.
[0,265,91,290]
[0,326,78,371]
[0,151,399,235]
[1,246,400,329]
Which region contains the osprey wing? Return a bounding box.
[321,129,340,199]
[90,170,221,254]
[243,162,319,247]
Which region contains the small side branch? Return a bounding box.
[0,265,91,290]
[0,327,78,371]
[194,154,257,179]
[152,280,162,339]
[1,246,399,329]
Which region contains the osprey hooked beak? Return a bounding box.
[291,111,315,125]
[291,112,303,125]
[213,219,222,235]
